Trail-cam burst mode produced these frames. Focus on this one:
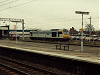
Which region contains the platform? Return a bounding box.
[0,39,99,64]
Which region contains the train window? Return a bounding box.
[30,32,32,36]
[63,31,69,34]
[0,30,2,37]
[58,32,62,34]
[4,30,7,34]
[58,32,62,37]
[52,32,57,37]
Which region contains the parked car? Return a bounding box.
[93,37,98,41]
[80,36,86,40]
[85,37,93,41]
[76,36,80,40]
[70,36,76,40]
[98,37,100,41]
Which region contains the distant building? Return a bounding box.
[83,31,99,36]
[69,27,78,35]
[0,26,9,38]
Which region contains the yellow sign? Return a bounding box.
[79,29,84,31]
[38,32,39,36]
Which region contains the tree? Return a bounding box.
[85,24,95,31]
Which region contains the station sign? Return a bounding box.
[79,28,84,31]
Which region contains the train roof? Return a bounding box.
[30,29,69,32]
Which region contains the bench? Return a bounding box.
[55,42,70,50]
[55,45,60,50]
[63,45,69,50]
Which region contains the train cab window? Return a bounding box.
[58,32,62,37]
[0,30,2,37]
[52,32,57,37]
[4,30,7,34]
[30,32,32,36]
[63,31,69,35]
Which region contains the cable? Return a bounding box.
[82,6,99,10]
[83,19,88,25]
[0,0,18,6]
[0,0,9,4]
[92,17,99,19]
[0,0,36,11]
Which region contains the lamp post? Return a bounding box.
[9,18,10,30]
[88,16,91,42]
[11,20,22,44]
[22,19,24,41]
[75,11,90,52]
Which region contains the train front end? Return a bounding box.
[62,29,70,41]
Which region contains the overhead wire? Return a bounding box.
[25,16,99,25]
[0,0,36,11]
[82,6,99,11]
[0,0,98,27]
[0,0,9,4]
[0,0,18,6]
[83,17,99,26]
[83,19,88,25]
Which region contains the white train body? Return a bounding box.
[29,29,70,41]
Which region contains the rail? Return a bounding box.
[0,55,58,75]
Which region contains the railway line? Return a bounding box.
[0,55,59,75]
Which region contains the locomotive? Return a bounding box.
[29,29,70,41]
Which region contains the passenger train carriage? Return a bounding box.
[29,29,70,41]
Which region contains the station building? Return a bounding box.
[0,26,9,38]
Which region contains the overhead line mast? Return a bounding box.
[0,18,24,41]
[75,11,90,52]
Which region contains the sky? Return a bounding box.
[0,0,99,31]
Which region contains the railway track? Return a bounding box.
[0,55,58,75]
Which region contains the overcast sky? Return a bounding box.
[0,0,99,30]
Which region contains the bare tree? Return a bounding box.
[85,24,95,31]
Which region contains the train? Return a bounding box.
[9,30,31,37]
[29,29,70,41]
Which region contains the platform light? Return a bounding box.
[75,11,90,15]
[75,11,90,52]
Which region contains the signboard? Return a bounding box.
[0,18,22,22]
[79,28,84,31]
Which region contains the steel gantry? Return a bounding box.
[0,18,24,41]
